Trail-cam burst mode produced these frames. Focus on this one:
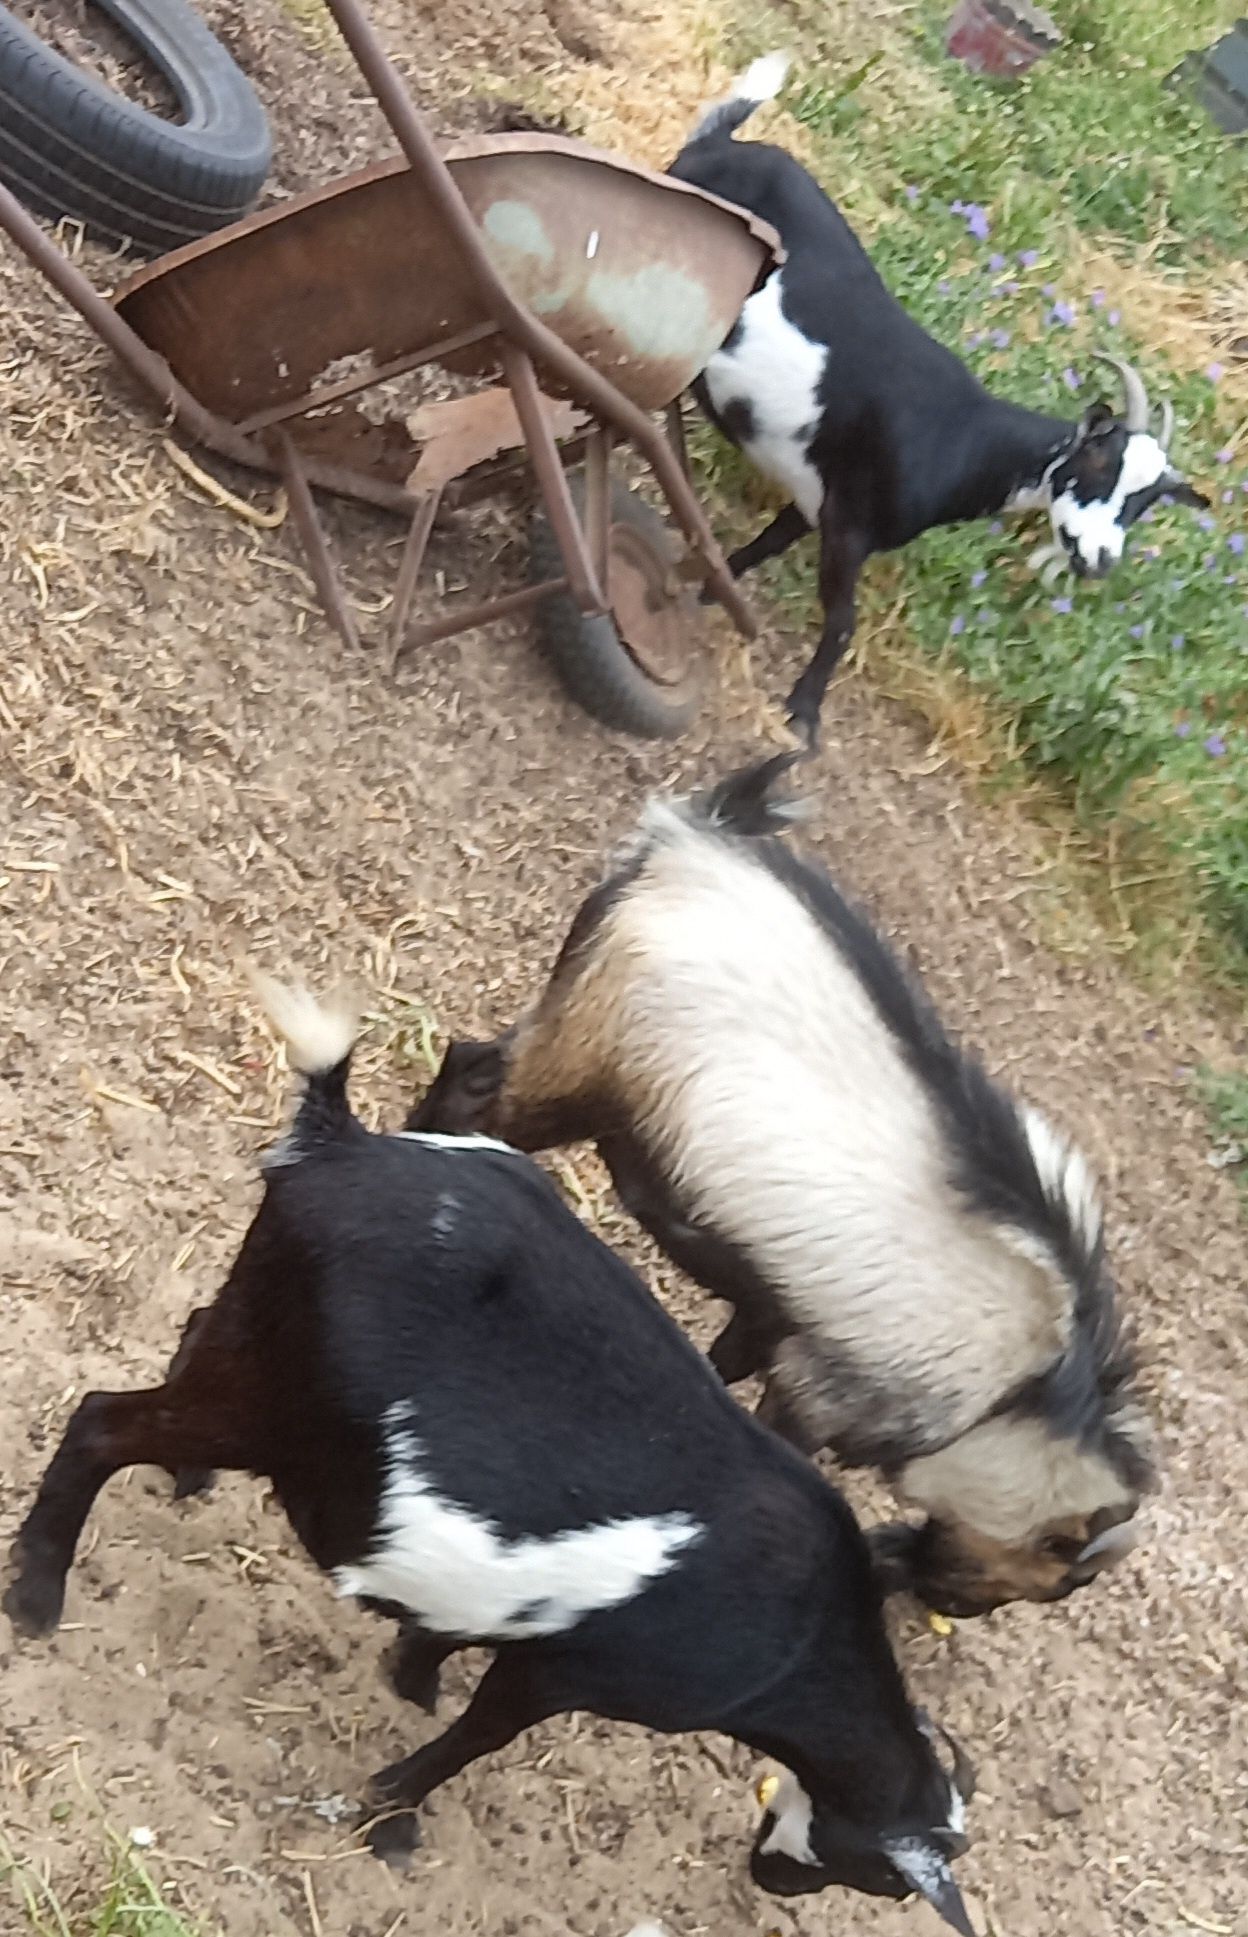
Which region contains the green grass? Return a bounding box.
[711,0,1248,980]
[1198,1066,1248,1195]
[2,1833,206,1937]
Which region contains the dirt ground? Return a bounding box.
[2,2,1246,1935]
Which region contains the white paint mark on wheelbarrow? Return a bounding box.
[586,229,600,259]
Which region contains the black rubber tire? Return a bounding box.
[0,0,271,255]
[529,476,702,740]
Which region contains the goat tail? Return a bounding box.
[634,750,809,857]
[250,972,362,1159]
[685,50,792,145]
[699,749,809,837]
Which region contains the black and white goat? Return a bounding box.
[411,755,1156,1618]
[668,55,1209,743]
[4,980,974,1927]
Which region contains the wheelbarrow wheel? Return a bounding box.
[530,477,702,740]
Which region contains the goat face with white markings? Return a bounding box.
[751,1756,971,1924]
[1043,364,1209,579]
[410,753,1156,1619]
[5,976,975,1929]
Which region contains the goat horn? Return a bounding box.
[1079,1520,1138,1565]
[1155,398,1174,450]
[1093,351,1149,434]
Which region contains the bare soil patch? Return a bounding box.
[1,2,1245,1935]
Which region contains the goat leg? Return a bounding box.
[700,502,811,602]
[754,1375,824,1457]
[864,1521,924,1598]
[707,1308,769,1385]
[164,1305,216,1500]
[784,520,865,747]
[5,1386,252,1639]
[385,1623,460,1714]
[366,1657,558,1865]
[403,1036,510,1138]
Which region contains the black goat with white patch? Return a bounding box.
[668,55,1209,743]
[4,981,974,1928]
[411,754,1156,1618]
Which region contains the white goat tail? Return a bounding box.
[250,971,360,1075]
[688,49,792,143]
[732,49,792,104]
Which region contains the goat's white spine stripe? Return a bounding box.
[393,1130,520,1157]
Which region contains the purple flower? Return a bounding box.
[1174,721,1192,739]
[989,520,1004,534]
[1090,290,1106,309]
[1229,533,1246,555]
[971,568,988,589]
[938,278,952,295]
[950,614,966,636]
[990,328,1012,349]
[1049,301,1076,327]
[905,184,920,203]
[967,329,986,348]
[1207,362,1225,382]
[1062,366,1081,390]
[965,205,991,241]
[1170,634,1185,650]
[1129,623,1145,639]
[1198,513,1216,532]
[1050,596,1073,614]
[1042,281,1057,297]
[1216,447,1234,464]
[1223,490,1235,505]
[976,607,995,626]
[1108,309,1121,327]
[1204,734,1227,758]
[989,252,1006,271]
[951,199,965,214]
[1204,552,1217,568]
[1001,279,1020,295]
[1018,249,1039,268]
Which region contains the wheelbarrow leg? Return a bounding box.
[501,344,608,616]
[388,488,443,669]
[665,400,691,481]
[270,430,361,653]
[582,428,612,590]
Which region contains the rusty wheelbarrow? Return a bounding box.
[0,0,781,738]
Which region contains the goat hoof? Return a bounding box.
[3,1555,65,1639]
[365,1805,423,1868]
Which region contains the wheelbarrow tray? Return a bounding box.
[112,134,781,424]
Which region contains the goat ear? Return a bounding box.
[886,1842,976,1936]
[1162,476,1210,510]
[1078,399,1116,437]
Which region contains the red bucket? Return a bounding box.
[946,0,1061,78]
